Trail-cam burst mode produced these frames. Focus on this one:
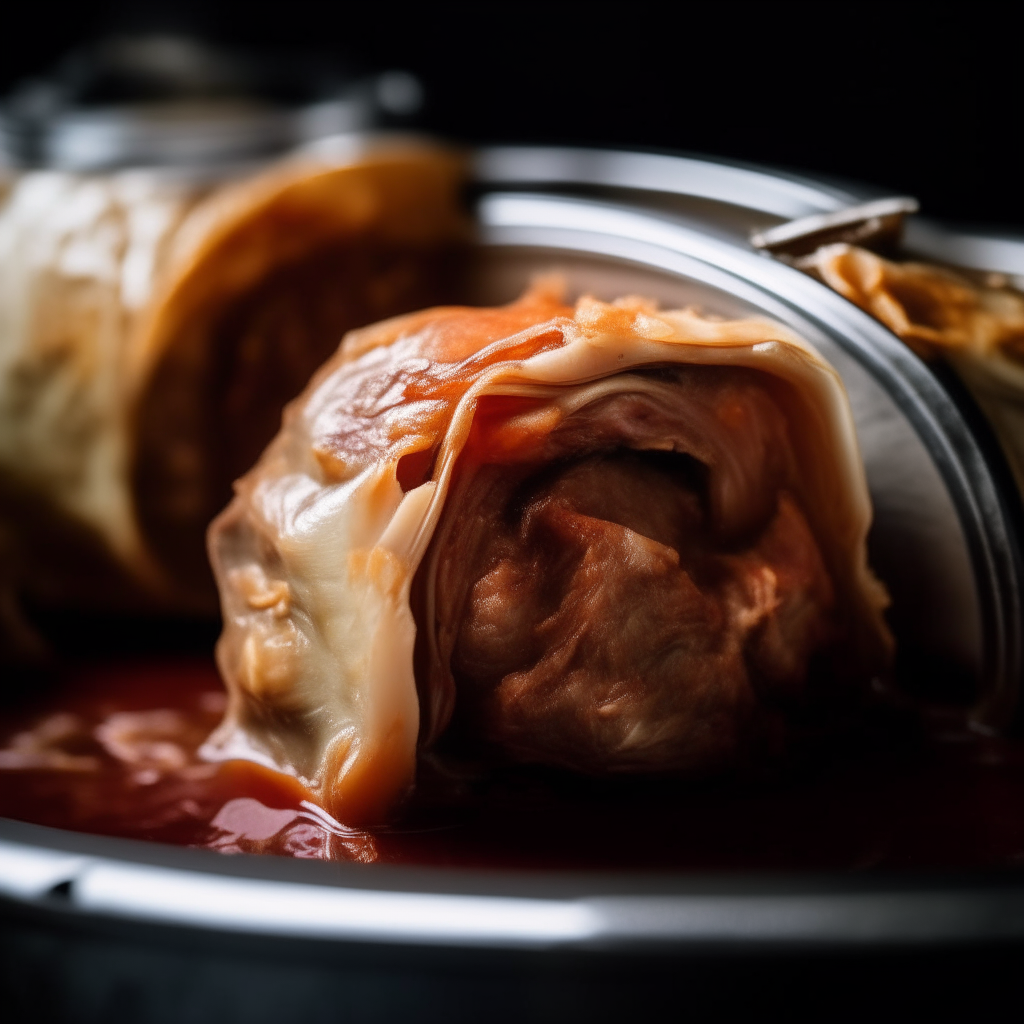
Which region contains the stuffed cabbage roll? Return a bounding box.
[206,281,892,823]
[0,141,466,656]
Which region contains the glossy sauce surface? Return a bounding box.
[2,657,1024,871]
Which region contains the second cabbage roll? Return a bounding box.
[805,243,1024,493]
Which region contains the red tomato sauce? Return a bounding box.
[2,657,1024,871]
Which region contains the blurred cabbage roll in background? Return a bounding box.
[804,243,1024,494]
[0,141,467,660]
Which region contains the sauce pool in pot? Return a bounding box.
[2,657,1024,871]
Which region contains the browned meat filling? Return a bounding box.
[420,369,837,773]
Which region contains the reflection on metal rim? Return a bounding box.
[473,146,857,220]
[4,827,1024,948]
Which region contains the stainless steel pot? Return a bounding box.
[3,146,1024,1015]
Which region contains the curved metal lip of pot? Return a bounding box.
[5,816,1024,951]
[472,145,862,220]
[3,145,1024,951]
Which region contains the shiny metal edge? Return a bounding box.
[750,196,919,251]
[3,825,1024,948]
[904,218,1024,280]
[472,146,858,220]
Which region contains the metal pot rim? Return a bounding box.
[3,146,1024,949]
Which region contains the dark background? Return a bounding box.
[2,2,1022,231]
